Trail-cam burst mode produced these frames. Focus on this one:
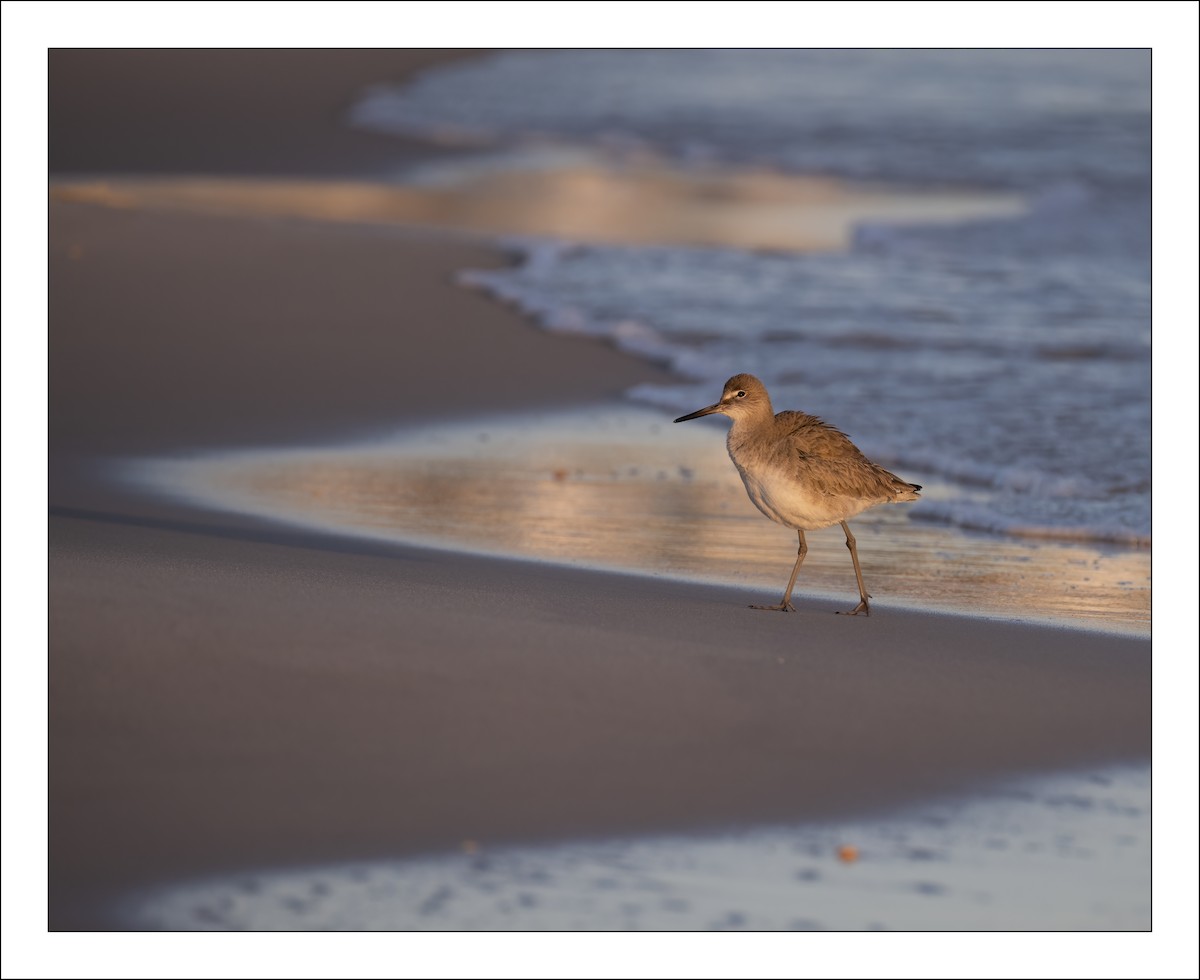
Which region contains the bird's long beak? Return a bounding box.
[674,403,724,423]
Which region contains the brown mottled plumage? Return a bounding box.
[674,373,920,615]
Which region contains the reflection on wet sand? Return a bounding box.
[130,407,1150,635]
[51,149,1024,253]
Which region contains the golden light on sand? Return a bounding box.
[131,408,1149,635]
[51,155,1025,254]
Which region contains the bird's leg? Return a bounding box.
[751,529,807,612]
[836,521,871,616]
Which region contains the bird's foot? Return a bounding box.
[750,601,797,613]
[836,599,870,617]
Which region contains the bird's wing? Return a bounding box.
[775,412,865,461]
[777,412,919,500]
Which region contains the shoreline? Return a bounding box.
[50,175,1148,636]
[116,400,1150,637]
[45,50,1152,931]
[117,761,1152,931]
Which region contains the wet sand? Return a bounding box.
[45,50,1151,931]
[51,166,1025,253]
[122,406,1151,634]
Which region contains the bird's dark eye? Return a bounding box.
[736,390,747,398]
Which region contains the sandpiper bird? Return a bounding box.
[674,373,921,615]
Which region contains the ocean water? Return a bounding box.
[352,49,1151,547]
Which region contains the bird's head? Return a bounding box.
[674,374,772,424]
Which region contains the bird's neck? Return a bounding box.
[733,403,775,427]
[726,404,775,447]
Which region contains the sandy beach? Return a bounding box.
[46,50,1152,932]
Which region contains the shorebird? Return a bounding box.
[674,373,921,615]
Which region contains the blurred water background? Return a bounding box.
[352,49,1151,547]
